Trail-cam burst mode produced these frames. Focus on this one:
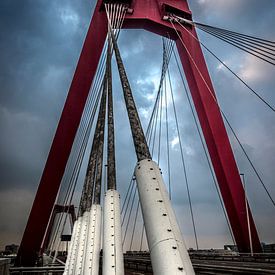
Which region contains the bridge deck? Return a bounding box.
[124,253,275,274]
[8,253,275,274]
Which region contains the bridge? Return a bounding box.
[7,252,275,274]
[2,0,274,274]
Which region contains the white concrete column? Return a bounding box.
[65,216,83,275]
[64,205,102,275]
[64,218,79,274]
[135,159,194,275]
[83,204,102,275]
[75,211,89,274]
[103,190,124,275]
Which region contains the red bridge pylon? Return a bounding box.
[16,0,261,266]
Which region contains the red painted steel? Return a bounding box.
[17,0,261,266]
[122,0,262,253]
[176,32,262,253]
[16,1,108,266]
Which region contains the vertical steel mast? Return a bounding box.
[102,15,124,274]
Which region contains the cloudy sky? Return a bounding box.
[0,0,275,251]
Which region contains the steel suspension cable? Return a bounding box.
[198,26,275,65]
[130,80,166,250]
[50,3,124,247]
[221,110,275,208]
[106,24,117,190]
[134,88,162,251]
[49,82,103,252]
[122,99,160,248]
[54,36,108,226]
[55,40,107,213]
[122,187,137,246]
[193,23,275,54]
[79,75,109,212]
[167,66,199,250]
[138,37,175,251]
[197,26,275,57]
[49,3,127,252]
[170,17,275,65]
[121,177,135,214]
[108,17,151,161]
[121,179,136,226]
[91,3,126,204]
[170,19,275,209]
[121,88,161,233]
[164,75,172,200]
[90,75,107,206]
[147,101,159,146]
[175,20,275,113]
[172,16,275,50]
[151,38,174,157]
[157,81,163,164]
[122,36,175,250]
[194,21,275,48]
[163,38,173,199]
[131,35,199,251]
[106,5,141,237]
[49,77,105,248]
[172,47,236,245]
[129,200,140,250]
[151,91,161,155]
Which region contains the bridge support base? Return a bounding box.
[64,205,101,275]
[103,190,124,275]
[135,159,194,275]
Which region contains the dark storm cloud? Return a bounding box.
[189,0,275,38]
[0,0,94,248]
[0,0,93,192]
[0,0,275,250]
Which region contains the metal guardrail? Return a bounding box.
[8,253,275,274]
[193,263,275,274]
[10,266,65,274]
[124,255,275,274]
[190,254,275,263]
[0,258,10,275]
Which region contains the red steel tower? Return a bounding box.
[16,0,261,266]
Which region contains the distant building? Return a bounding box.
[4,244,18,255]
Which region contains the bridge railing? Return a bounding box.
[0,258,10,275]
[9,266,64,274]
[189,253,275,263]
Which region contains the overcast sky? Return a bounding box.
[0,0,275,251]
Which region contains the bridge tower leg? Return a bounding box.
[16,0,261,266]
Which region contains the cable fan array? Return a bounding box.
[167,15,275,209]
[171,15,275,66]
[62,4,127,275]
[120,38,237,254]
[42,6,275,275]
[46,4,127,259]
[61,2,195,274]
[120,15,275,260]
[61,1,196,272]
